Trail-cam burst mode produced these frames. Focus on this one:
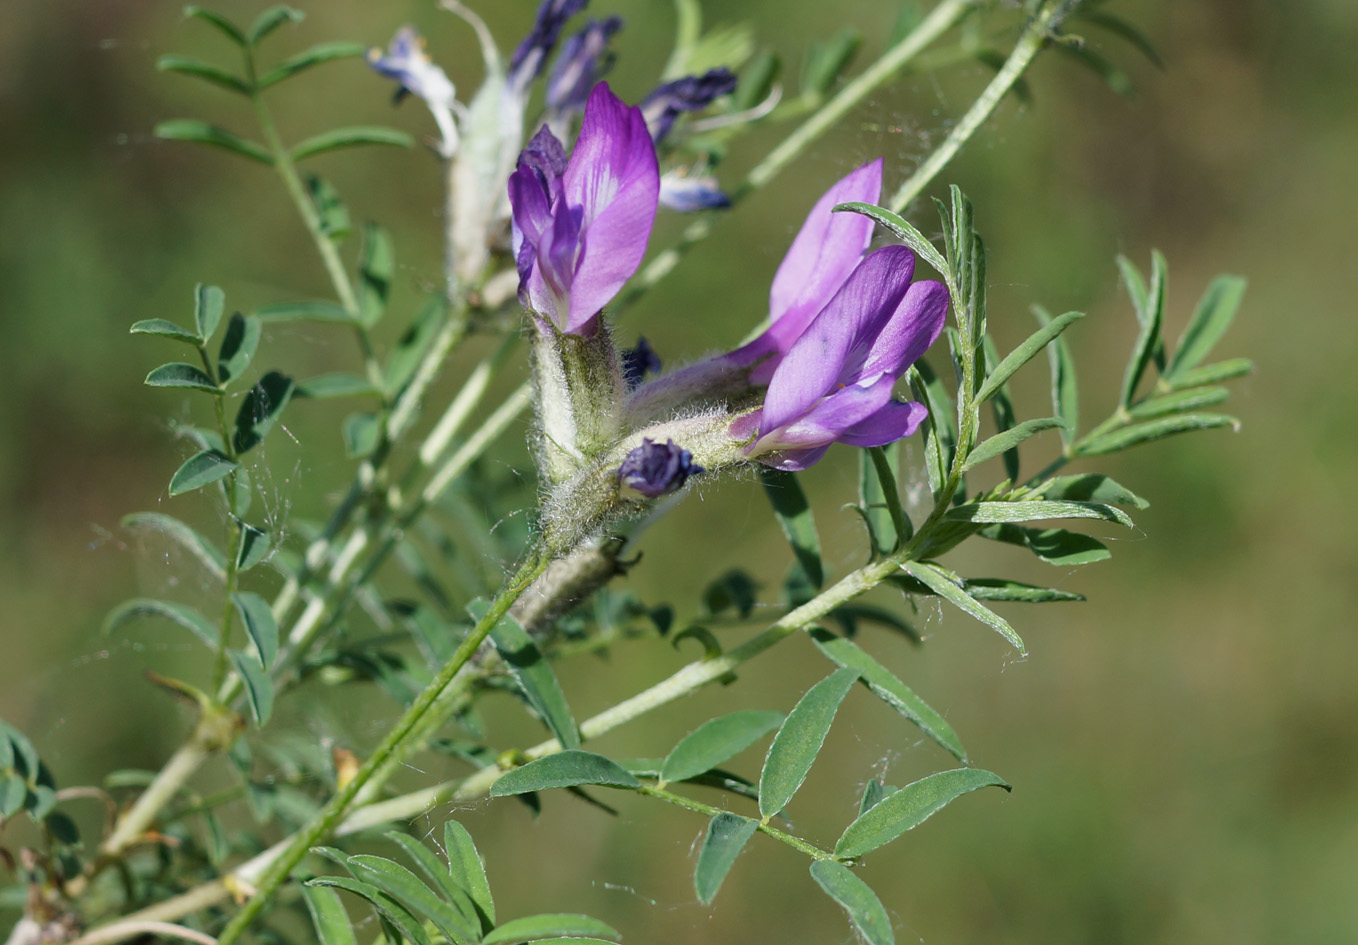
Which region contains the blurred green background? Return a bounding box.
[2,1,1355,942]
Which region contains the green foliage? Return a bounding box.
[661,710,784,784]
[694,813,759,904]
[834,768,1010,858]
[759,668,859,818]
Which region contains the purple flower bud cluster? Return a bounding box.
[618,439,703,498]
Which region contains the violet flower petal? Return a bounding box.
[562,83,659,331]
[762,159,882,354]
[835,399,929,447]
[758,246,915,435]
[640,68,738,142]
[858,279,950,382]
[759,374,898,450]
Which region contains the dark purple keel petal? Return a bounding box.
[547,17,623,115]
[758,247,914,435]
[858,279,950,382]
[836,399,928,447]
[508,0,588,92]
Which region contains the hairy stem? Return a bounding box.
[214,549,550,945]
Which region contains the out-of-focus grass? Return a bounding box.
[2,1,1355,942]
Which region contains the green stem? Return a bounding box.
[638,786,832,861]
[889,0,1073,213]
[214,549,550,945]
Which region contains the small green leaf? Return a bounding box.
[121,512,226,579]
[0,775,27,818]
[859,443,910,553]
[385,296,446,395]
[302,886,358,945]
[297,373,380,399]
[694,813,758,904]
[231,592,277,667]
[1038,473,1148,509]
[156,54,250,92]
[900,562,1026,654]
[977,311,1084,403]
[482,914,620,945]
[801,26,861,98]
[834,768,1010,858]
[248,5,303,45]
[1033,306,1079,445]
[444,820,496,928]
[858,779,891,816]
[489,751,641,796]
[359,223,394,328]
[1079,413,1238,456]
[233,371,295,453]
[476,601,580,749]
[734,50,780,110]
[809,860,895,945]
[1119,250,1167,407]
[306,877,432,945]
[962,417,1066,472]
[1128,385,1230,420]
[347,854,479,945]
[981,334,1021,481]
[256,299,354,324]
[182,7,247,46]
[661,710,785,784]
[908,361,954,496]
[1165,357,1253,391]
[169,450,237,495]
[945,500,1133,528]
[979,524,1111,567]
[833,202,949,279]
[964,579,1084,603]
[759,667,859,818]
[228,650,273,725]
[306,174,352,241]
[1056,42,1133,96]
[808,628,965,762]
[45,811,80,844]
[129,319,202,344]
[145,363,220,393]
[1079,10,1165,68]
[256,41,368,89]
[154,119,273,165]
[290,126,415,162]
[217,313,261,386]
[104,599,218,647]
[236,523,270,570]
[759,467,822,590]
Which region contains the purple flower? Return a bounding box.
[508,0,588,96]
[509,83,660,336]
[367,26,459,155]
[729,245,948,471]
[641,69,738,143]
[619,439,703,497]
[546,17,623,117]
[728,159,885,383]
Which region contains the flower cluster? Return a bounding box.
[369,0,947,539]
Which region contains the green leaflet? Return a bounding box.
[834,767,1010,857]
[900,561,1026,654]
[694,813,759,904]
[758,467,823,590]
[661,710,785,784]
[489,751,641,797]
[808,628,966,762]
[809,860,895,945]
[482,913,620,945]
[759,668,859,818]
[476,601,579,750]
